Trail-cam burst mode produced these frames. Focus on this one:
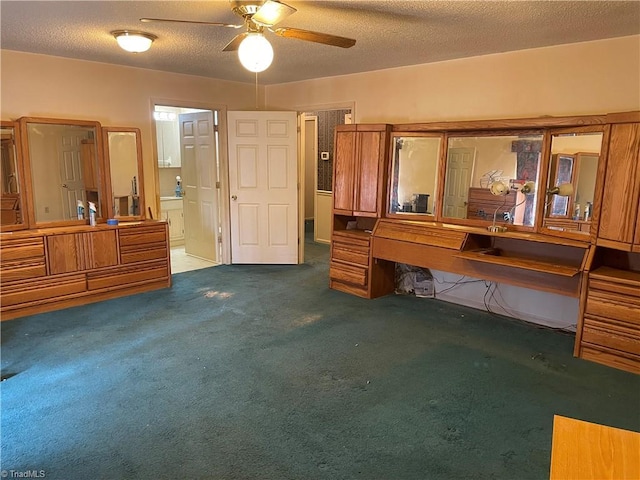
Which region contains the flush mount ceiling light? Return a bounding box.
[237,33,274,72]
[112,30,157,53]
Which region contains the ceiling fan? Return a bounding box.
[140,0,356,72]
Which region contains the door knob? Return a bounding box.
[231,195,237,201]
[62,184,68,188]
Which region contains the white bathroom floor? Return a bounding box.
[170,246,219,274]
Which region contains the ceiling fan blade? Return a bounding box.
[271,27,356,48]
[140,18,243,29]
[222,33,249,52]
[252,0,296,27]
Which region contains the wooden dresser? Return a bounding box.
[1,221,171,320]
[466,187,517,222]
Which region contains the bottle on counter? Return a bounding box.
[573,203,581,221]
[584,202,592,221]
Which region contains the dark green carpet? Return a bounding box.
[1,240,638,480]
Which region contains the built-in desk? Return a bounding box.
[371,219,591,298]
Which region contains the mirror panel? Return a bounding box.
[388,134,441,216]
[543,131,603,235]
[443,133,543,227]
[1,121,26,230]
[22,119,103,226]
[103,128,144,219]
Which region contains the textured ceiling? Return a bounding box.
[1,1,639,85]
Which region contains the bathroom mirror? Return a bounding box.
[20,118,104,226]
[542,130,603,236]
[102,127,145,219]
[443,132,543,227]
[1,121,27,231]
[388,134,442,217]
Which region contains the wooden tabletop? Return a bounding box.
[549,415,640,480]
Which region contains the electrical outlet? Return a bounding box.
[44,206,49,213]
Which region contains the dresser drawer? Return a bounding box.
[87,260,168,291]
[331,232,370,249]
[580,344,640,375]
[582,316,640,355]
[0,236,45,261]
[332,242,369,266]
[118,224,167,247]
[1,273,86,308]
[585,291,640,326]
[0,260,47,282]
[330,260,368,287]
[589,278,640,300]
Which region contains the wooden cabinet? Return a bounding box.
[330,124,393,298]
[333,124,391,217]
[466,187,517,222]
[329,229,394,299]
[0,221,170,320]
[47,230,118,274]
[598,123,640,250]
[577,265,640,374]
[160,198,184,245]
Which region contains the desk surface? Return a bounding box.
[550,415,640,480]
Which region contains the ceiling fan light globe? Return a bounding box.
[238,33,273,72]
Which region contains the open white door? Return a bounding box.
[227,111,298,264]
[180,111,219,262]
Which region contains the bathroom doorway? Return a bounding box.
[153,102,226,270]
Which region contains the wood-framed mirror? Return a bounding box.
[386,133,443,218]
[1,120,27,231]
[102,127,145,220]
[19,117,106,227]
[541,127,605,238]
[441,131,544,229]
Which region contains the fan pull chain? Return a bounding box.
[255,72,259,110]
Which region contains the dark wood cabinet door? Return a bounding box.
[598,123,640,246]
[47,234,79,274]
[354,130,384,216]
[333,127,356,214]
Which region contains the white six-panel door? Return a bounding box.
[180,111,219,262]
[227,111,298,264]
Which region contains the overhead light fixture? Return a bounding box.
[238,33,274,72]
[112,30,157,53]
[547,183,574,197]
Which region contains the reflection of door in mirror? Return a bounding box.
[544,131,603,235]
[106,130,141,217]
[1,124,22,226]
[25,122,101,224]
[388,135,441,215]
[443,147,475,218]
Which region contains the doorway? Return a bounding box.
[299,108,352,245]
[153,103,224,271]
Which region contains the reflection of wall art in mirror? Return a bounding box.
[388,135,441,216]
[444,134,543,227]
[544,131,603,235]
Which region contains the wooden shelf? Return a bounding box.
[454,248,581,277]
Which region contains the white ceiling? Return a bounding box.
[2,1,639,85]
